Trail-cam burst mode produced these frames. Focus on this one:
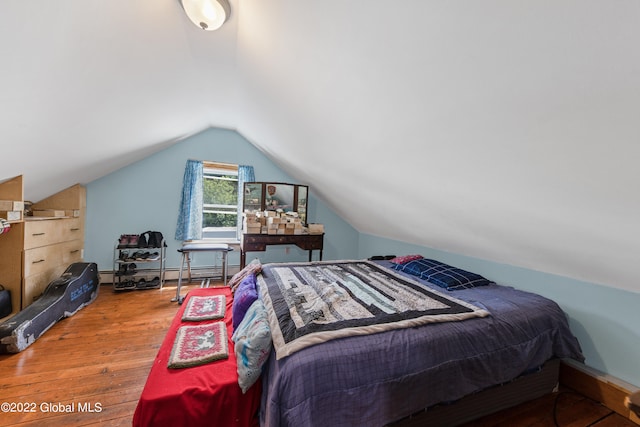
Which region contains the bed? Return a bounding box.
[133,257,584,427]
[252,258,584,427]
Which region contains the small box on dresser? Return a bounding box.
[0,210,22,221]
[0,200,24,211]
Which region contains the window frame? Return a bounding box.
[201,162,239,241]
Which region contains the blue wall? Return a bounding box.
[84,128,359,272]
[358,233,640,389]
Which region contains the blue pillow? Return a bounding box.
[394,258,493,290]
[232,273,259,330]
[232,299,272,393]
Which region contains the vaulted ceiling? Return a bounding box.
[2,1,639,293]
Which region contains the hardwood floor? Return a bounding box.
[0,282,636,427]
[0,283,185,427]
[463,387,637,427]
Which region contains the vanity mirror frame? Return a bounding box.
[243,182,309,225]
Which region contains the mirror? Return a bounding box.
[243,182,309,225]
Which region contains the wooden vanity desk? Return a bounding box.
[240,233,324,268]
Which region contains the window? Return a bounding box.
[202,163,238,240]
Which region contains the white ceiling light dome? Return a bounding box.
[180,0,230,31]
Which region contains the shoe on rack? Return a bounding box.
[127,234,139,248]
[127,263,137,275]
[116,264,127,276]
[146,252,160,261]
[147,276,160,288]
[118,235,130,249]
[138,277,160,289]
[114,280,135,291]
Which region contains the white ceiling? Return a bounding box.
[1,0,239,200]
[2,1,639,293]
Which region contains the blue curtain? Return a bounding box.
[237,165,255,239]
[175,160,204,241]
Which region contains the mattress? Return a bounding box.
[259,260,584,426]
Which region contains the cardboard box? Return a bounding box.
[0,200,24,211]
[0,210,22,221]
[32,209,66,217]
[246,225,262,234]
[308,223,324,234]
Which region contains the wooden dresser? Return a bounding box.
[0,176,85,319]
[22,216,84,306]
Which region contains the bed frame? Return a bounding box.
[388,358,560,426]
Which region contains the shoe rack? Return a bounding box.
[112,235,165,291]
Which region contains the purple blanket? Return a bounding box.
[259,261,583,426]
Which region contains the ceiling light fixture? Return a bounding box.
[180,0,230,31]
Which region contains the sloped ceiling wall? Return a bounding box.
[0,1,238,201]
[235,1,640,293]
[1,1,638,293]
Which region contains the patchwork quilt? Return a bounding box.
[257,260,490,359]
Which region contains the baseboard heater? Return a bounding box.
[101,266,241,284]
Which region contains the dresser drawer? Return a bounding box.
[22,265,69,307]
[61,240,84,265]
[24,218,83,249]
[23,245,63,278]
[23,240,84,278]
[22,240,83,307]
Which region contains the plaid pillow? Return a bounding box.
[394,258,493,291]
